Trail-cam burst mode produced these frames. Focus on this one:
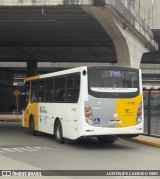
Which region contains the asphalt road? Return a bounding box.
[0,122,160,178]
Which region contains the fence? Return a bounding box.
[0,0,93,6]
[143,89,160,138]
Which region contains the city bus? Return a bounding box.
[22,66,144,143]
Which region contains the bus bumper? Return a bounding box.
[80,123,144,138]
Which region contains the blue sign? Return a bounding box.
[94,118,100,124]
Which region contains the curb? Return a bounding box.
[0,118,22,122]
[123,137,160,148]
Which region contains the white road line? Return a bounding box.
[2,148,15,153]
[43,147,54,151]
[0,146,55,153]
[25,147,39,152]
[11,148,24,152]
[33,147,44,150]
[18,147,35,152]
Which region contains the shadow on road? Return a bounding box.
[0,121,134,150]
[37,133,134,150]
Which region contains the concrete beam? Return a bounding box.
[27,60,37,77]
[0,46,116,62]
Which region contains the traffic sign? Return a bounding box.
[13,89,21,97]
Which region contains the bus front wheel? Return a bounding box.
[55,120,65,144]
[29,116,37,136]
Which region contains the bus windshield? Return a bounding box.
[88,68,139,98]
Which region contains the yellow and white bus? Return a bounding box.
[22,66,143,143]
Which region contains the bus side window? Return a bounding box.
[31,81,38,102]
[45,79,53,102]
[22,81,30,109]
[25,82,30,103]
[66,74,80,103]
[38,80,45,102]
[31,91,38,101]
[74,75,80,101]
[54,77,66,102]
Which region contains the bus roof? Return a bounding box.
[24,66,88,82]
[24,65,139,82]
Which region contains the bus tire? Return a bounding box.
[29,116,37,136]
[55,120,65,144]
[97,136,117,144]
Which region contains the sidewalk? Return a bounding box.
[0,115,22,122]
[123,135,160,148]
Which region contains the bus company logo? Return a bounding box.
[94,118,100,124]
[40,106,47,113]
[125,109,129,113]
[125,109,134,116]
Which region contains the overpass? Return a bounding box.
[0,0,158,112]
[0,1,158,67]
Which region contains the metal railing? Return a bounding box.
[106,0,154,40]
[143,89,160,138]
[0,0,94,6]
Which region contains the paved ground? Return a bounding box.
[0,121,160,178]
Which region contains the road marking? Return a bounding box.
[2,148,15,153]
[0,146,54,153]
[43,147,54,150]
[11,148,24,152]
[25,146,39,152]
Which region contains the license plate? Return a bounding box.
[109,120,122,125]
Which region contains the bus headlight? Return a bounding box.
[136,102,142,125]
[85,106,93,125]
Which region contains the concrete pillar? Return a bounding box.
[112,15,149,68]
[0,68,15,113]
[27,60,37,77]
[83,6,151,68]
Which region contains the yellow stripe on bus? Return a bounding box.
[24,102,39,131]
[25,75,40,82]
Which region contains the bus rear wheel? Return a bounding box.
[55,120,65,144]
[97,136,117,143]
[29,116,37,136]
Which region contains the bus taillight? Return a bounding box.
[85,106,93,125]
[136,102,142,125]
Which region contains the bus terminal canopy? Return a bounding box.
[0,5,116,63]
